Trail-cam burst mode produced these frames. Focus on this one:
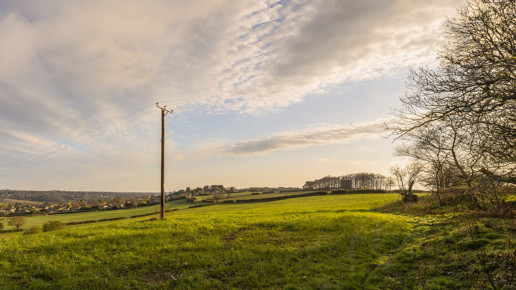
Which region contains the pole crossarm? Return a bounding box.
[156,103,173,115]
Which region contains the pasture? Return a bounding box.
[0,193,511,288]
[0,194,413,288]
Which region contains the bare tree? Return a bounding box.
[386,177,396,191]
[227,186,236,198]
[8,216,25,231]
[389,0,515,185]
[395,122,462,204]
[390,162,425,202]
[388,0,515,209]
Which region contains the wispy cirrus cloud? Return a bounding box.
[182,119,388,158]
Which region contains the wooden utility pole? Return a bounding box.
[156,103,173,219]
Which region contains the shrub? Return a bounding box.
[66,220,98,225]
[331,189,388,194]
[98,217,126,222]
[0,221,4,231]
[130,213,155,218]
[189,204,212,209]
[186,197,197,203]
[24,226,42,235]
[403,194,419,203]
[331,190,348,194]
[310,191,329,196]
[42,221,66,232]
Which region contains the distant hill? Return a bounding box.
[0,190,154,203]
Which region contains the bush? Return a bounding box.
[311,191,329,196]
[189,204,212,209]
[402,194,419,203]
[66,220,98,225]
[130,213,155,218]
[24,226,42,235]
[98,217,126,222]
[0,221,4,231]
[42,221,66,232]
[331,189,388,194]
[186,197,197,203]
[331,190,348,194]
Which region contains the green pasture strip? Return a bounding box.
[229,190,319,201]
[196,191,318,202]
[208,193,402,213]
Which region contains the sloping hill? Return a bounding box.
[0,194,513,288]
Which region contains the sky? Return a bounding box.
[0,0,467,192]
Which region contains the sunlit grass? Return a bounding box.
[3,193,509,288]
[0,194,413,288]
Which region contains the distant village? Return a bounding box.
[0,185,303,217]
[0,196,158,216]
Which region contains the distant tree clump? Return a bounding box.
[42,221,67,232]
[304,173,393,190]
[8,216,25,231]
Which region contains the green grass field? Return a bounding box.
[194,190,318,202]
[0,194,410,288]
[0,193,513,288]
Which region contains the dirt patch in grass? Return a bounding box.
[144,270,182,285]
[222,227,249,249]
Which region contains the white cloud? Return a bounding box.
[0,0,466,131]
[0,0,467,188]
[180,119,387,158]
[224,121,386,156]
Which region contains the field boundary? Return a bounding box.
[221,189,389,204]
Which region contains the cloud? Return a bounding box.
[272,0,466,78]
[224,120,386,156]
[0,0,466,186]
[0,0,466,131]
[182,119,387,158]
